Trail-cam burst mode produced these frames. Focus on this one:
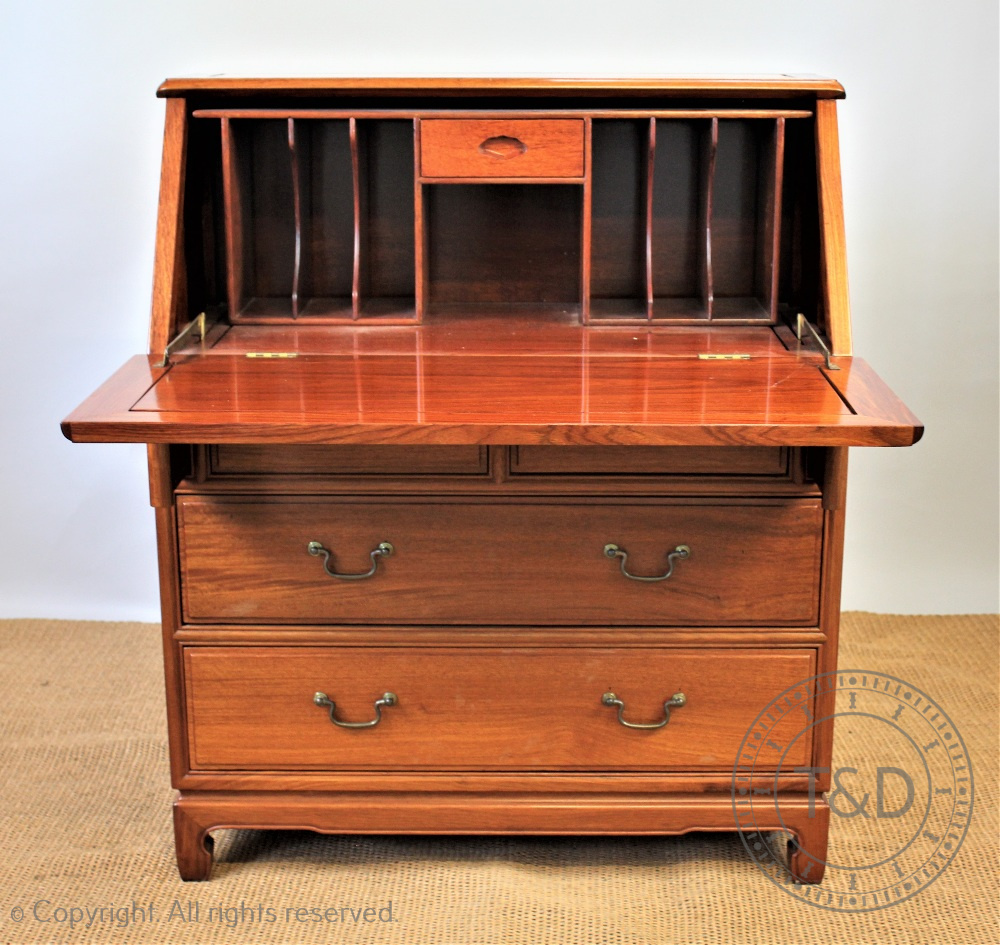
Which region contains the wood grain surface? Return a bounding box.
[176,496,822,625]
[509,445,787,476]
[420,119,585,178]
[61,77,917,889]
[207,443,489,477]
[158,75,847,98]
[61,349,922,446]
[183,645,816,770]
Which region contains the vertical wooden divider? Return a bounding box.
[580,118,592,324]
[644,118,656,320]
[220,117,244,323]
[413,119,427,323]
[288,119,302,318]
[760,118,785,320]
[350,118,362,320]
[700,118,718,319]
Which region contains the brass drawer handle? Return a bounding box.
[478,135,527,159]
[603,543,690,582]
[313,691,398,729]
[602,691,686,729]
[307,540,393,580]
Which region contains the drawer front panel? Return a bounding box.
[420,119,585,178]
[177,497,822,625]
[511,446,789,477]
[206,444,489,478]
[184,645,815,770]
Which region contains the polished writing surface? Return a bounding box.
[62,347,921,447]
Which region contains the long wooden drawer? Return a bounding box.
[420,119,585,178]
[184,645,816,771]
[177,497,823,625]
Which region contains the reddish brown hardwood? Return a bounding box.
[185,445,814,499]
[206,443,489,477]
[175,496,822,625]
[209,321,791,356]
[158,75,847,98]
[149,98,188,354]
[813,447,849,795]
[822,358,923,432]
[190,104,830,328]
[580,117,593,323]
[510,444,788,476]
[220,118,246,319]
[815,100,853,355]
[194,107,817,121]
[701,118,718,317]
[761,118,785,318]
[146,444,173,507]
[644,118,656,319]
[173,800,214,882]
[61,350,922,447]
[183,645,815,770]
[172,790,829,882]
[420,119,585,179]
[64,77,920,886]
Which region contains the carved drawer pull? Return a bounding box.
[313,691,398,729]
[602,691,687,729]
[478,135,527,159]
[307,540,393,580]
[603,543,690,582]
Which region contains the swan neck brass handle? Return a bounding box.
[307,540,393,580]
[604,543,690,582]
[602,691,686,729]
[313,691,397,729]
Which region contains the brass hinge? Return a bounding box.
[698,353,751,361]
[245,352,299,359]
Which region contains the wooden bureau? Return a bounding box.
[62,76,922,882]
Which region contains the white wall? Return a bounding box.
[1,0,996,619]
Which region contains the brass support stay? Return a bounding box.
[795,313,840,371]
[155,311,215,367]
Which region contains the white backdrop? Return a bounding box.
[1,0,996,619]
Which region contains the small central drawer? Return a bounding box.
[177,496,822,625]
[420,119,585,178]
[184,645,816,771]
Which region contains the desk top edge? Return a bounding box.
[156,76,846,99]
